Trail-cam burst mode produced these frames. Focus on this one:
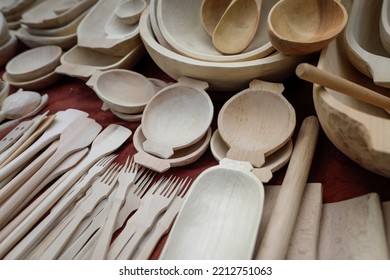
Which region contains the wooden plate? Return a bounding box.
[160,158,264,259]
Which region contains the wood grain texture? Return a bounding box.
[318,193,389,259]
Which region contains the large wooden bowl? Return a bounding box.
[313,33,390,178]
[140,9,305,91]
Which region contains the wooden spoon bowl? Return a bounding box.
[218,80,295,168]
[268,0,347,55]
[115,0,146,25]
[6,45,62,82]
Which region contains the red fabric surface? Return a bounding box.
[1,49,389,259]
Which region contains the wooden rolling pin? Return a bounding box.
[256,115,319,259]
[296,63,390,113]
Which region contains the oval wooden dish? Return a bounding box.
[156,0,273,62]
[218,80,295,168]
[313,25,390,178]
[141,77,213,159]
[160,158,264,260]
[86,69,155,114]
[55,43,146,80]
[133,125,212,173]
[140,8,306,91]
[344,0,390,88]
[267,0,347,55]
[6,45,62,82]
[77,0,141,56]
[20,0,97,29]
[2,70,61,90]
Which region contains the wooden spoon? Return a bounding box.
[200,0,231,37]
[296,63,390,113]
[0,90,41,122]
[267,0,347,55]
[0,119,33,154]
[115,0,146,25]
[212,0,260,55]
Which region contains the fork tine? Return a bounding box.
[99,163,119,183]
[161,176,179,197]
[134,170,156,196]
[178,177,192,198]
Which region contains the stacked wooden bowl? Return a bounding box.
[140,0,306,91]
[0,13,17,67]
[0,0,39,30]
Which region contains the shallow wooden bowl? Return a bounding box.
[141,77,213,159]
[86,69,155,114]
[313,29,390,178]
[140,9,305,91]
[268,0,347,55]
[344,0,390,88]
[218,80,296,168]
[133,125,211,173]
[77,0,140,56]
[6,45,62,82]
[0,32,18,67]
[20,0,97,29]
[55,43,146,80]
[2,70,61,90]
[156,0,274,62]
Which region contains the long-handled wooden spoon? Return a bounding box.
[296,63,390,113]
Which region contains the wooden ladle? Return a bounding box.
[267,0,347,55]
[296,63,390,113]
[200,0,232,37]
[212,0,261,55]
[0,90,41,122]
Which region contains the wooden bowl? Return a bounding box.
[0,12,10,46]
[344,0,390,88]
[86,69,155,114]
[218,80,296,168]
[0,79,10,106]
[2,70,61,90]
[115,0,146,25]
[313,30,390,178]
[77,0,140,56]
[6,45,62,82]
[140,9,306,91]
[268,0,347,55]
[156,0,274,62]
[141,77,213,159]
[55,43,146,80]
[20,0,97,29]
[133,125,212,173]
[0,32,18,67]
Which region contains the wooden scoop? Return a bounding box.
[200,0,232,37]
[0,90,41,122]
[296,63,390,113]
[212,0,261,55]
[115,0,146,25]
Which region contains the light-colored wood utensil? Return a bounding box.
[160,159,264,260]
[268,0,347,55]
[149,0,171,49]
[1,125,131,259]
[0,93,49,133]
[213,0,260,55]
[257,183,323,260]
[0,90,41,122]
[0,109,88,183]
[313,17,390,178]
[344,0,390,88]
[134,125,211,173]
[21,0,97,29]
[256,116,319,260]
[5,45,62,82]
[0,116,101,228]
[55,43,145,80]
[218,80,295,168]
[296,63,390,113]
[141,77,213,159]
[86,69,155,114]
[104,8,139,40]
[115,0,146,25]
[0,119,33,154]
[318,193,389,259]
[210,129,293,183]
[156,0,274,62]
[200,0,231,37]
[2,67,61,90]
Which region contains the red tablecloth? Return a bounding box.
[1,49,389,259]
